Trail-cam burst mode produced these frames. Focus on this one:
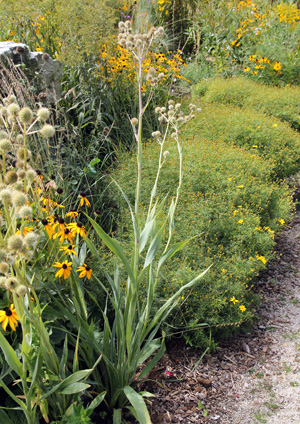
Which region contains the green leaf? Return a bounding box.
[139,342,166,379]
[113,409,122,424]
[0,408,14,424]
[157,240,190,272]
[90,158,101,167]
[86,216,135,284]
[123,386,151,424]
[0,332,22,376]
[139,219,155,253]
[60,382,90,394]
[143,221,166,269]
[87,391,106,412]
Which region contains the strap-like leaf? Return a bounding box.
[143,220,166,269]
[0,332,22,376]
[123,386,152,424]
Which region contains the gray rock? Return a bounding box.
[0,42,63,103]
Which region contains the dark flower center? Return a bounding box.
[68,245,73,250]
[5,309,12,316]
[62,264,67,269]
[85,266,91,271]
[80,192,86,197]
[65,229,70,234]
[77,223,83,228]
[42,218,48,225]
[58,218,65,224]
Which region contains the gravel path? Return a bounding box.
[218,214,300,424]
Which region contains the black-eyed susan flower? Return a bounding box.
[41,218,54,238]
[53,260,72,279]
[60,244,77,256]
[77,264,92,280]
[0,304,20,331]
[53,217,66,232]
[68,222,86,238]
[79,192,91,208]
[53,228,74,244]
[273,61,281,71]
[65,210,79,220]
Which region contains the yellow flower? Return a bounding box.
[244,67,250,72]
[273,62,281,71]
[68,222,86,238]
[53,228,74,244]
[0,304,20,331]
[279,218,285,225]
[53,260,72,279]
[256,254,267,264]
[227,177,232,181]
[239,305,246,312]
[79,192,91,208]
[65,210,79,220]
[230,296,239,304]
[238,219,244,224]
[77,264,92,280]
[59,244,77,256]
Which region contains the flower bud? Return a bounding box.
[8,103,20,116]
[18,205,33,219]
[131,117,138,126]
[0,189,12,204]
[0,262,9,274]
[26,169,37,182]
[17,147,31,161]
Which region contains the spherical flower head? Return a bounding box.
[37,107,50,121]
[0,130,8,139]
[0,262,9,274]
[16,284,27,295]
[12,191,28,208]
[5,171,18,185]
[41,124,55,138]
[19,107,33,124]
[14,181,24,191]
[0,138,12,153]
[17,147,31,161]
[26,169,37,182]
[0,249,8,262]
[24,232,38,247]
[0,107,8,117]
[22,247,34,260]
[0,188,12,205]
[18,205,33,219]
[118,21,125,29]
[0,276,6,288]
[8,95,17,104]
[7,234,24,252]
[5,276,19,291]
[131,117,138,126]
[7,103,20,117]
[16,134,24,143]
[17,170,26,179]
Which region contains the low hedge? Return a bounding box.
[107,135,293,347]
[192,76,300,131]
[186,101,300,180]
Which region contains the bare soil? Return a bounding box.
[142,213,300,424]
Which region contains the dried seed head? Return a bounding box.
[19,107,33,124]
[5,171,18,185]
[118,21,125,29]
[0,249,8,262]
[40,124,55,138]
[17,170,26,179]
[16,284,27,295]
[0,107,8,117]
[163,150,169,159]
[8,95,17,103]
[7,234,24,252]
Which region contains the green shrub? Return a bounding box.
[192,76,300,131]
[109,136,292,346]
[186,101,300,180]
